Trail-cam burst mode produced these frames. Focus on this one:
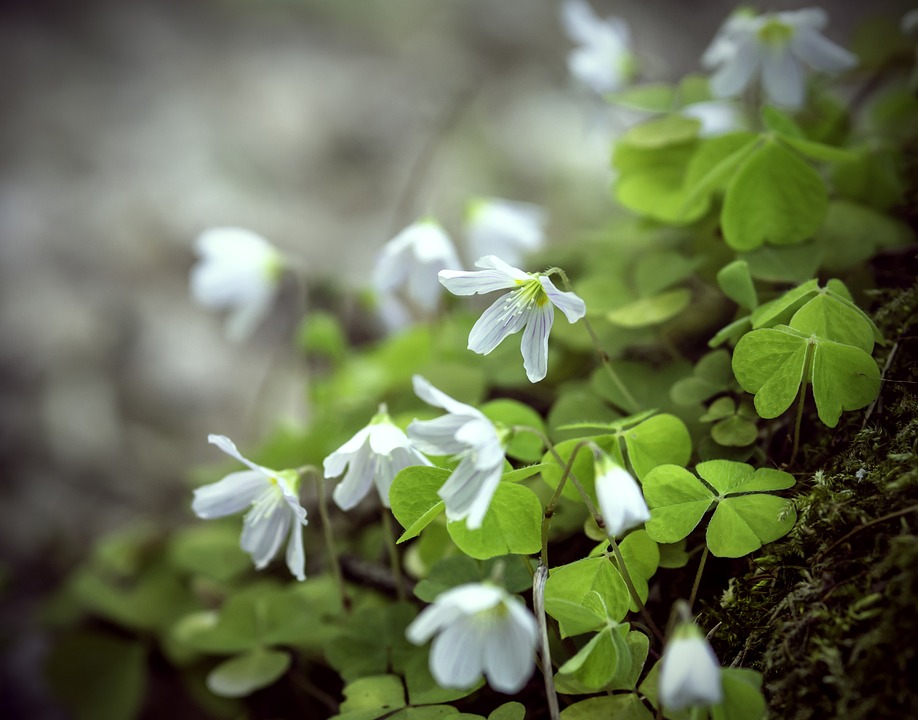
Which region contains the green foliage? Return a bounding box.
[42,8,916,719]
[446,483,543,559]
[643,461,796,557]
[205,649,291,698]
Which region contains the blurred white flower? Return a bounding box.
[373,218,461,315]
[659,623,723,710]
[439,256,586,383]
[407,375,505,529]
[680,100,746,137]
[406,582,538,693]
[192,434,308,581]
[702,7,857,109]
[594,450,650,537]
[190,227,284,342]
[903,8,918,35]
[323,404,432,510]
[466,197,547,268]
[560,0,633,94]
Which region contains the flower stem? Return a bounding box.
[539,438,593,566]
[533,563,561,720]
[581,315,640,414]
[688,546,709,613]
[608,536,665,644]
[312,471,350,613]
[381,509,407,602]
[513,426,595,566]
[791,341,815,464]
[546,267,640,413]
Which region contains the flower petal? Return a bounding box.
[367,422,411,456]
[482,600,537,693]
[285,522,306,581]
[709,38,762,98]
[520,301,554,383]
[429,620,486,689]
[438,457,487,522]
[438,266,521,296]
[595,461,650,537]
[406,601,465,645]
[540,276,586,323]
[467,291,529,356]
[560,0,602,45]
[660,636,723,710]
[323,427,372,478]
[762,49,804,108]
[411,375,481,418]
[191,470,267,519]
[224,288,274,342]
[208,434,272,478]
[331,443,376,511]
[791,27,857,73]
[467,198,545,267]
[462,464,504,530]
[241,501,291,569]
[408,414,470,456]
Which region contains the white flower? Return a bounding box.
[680,100,746,138]
[323,405,432,511]
[190,227,284,342]
[594,451,650,537]
[406,583,538,694]
[902,9,918,35]
[466,197,547,268]
[702,8,857,109]
[659,623,724,711]
[407,375,505,530]
[192,434,308,581]
[438,256,586,383]
[373,218,461,315]
[560,0,633,94]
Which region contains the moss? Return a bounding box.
[705,278,918,719]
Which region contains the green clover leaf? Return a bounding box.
[643,460,796,558]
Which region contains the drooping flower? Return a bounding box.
[192,434,308,581]
[659,622,724,711]
[190,227,285,342]
[406,582,538,694]
[593,450,650,537]
[438,256,586,383]
[323,404,432,511]
[466,197,546,268]
[560,0,634,94]
[372,218,462,315]
[407,375,505,529]
[702,7,857,110]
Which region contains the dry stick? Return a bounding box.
[381,509,407,602]
[533,563,561,720]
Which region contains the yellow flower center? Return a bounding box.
[757,20,794,47]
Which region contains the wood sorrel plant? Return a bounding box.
[44,3,918,719]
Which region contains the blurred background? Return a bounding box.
[0,0,909,716]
